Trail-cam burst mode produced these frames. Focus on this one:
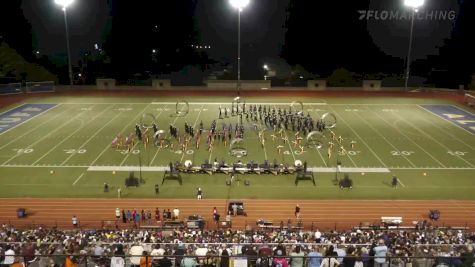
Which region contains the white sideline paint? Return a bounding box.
[86,166,390,173]
[152,102,328,105]
[1,164,474,171]
[308,167,390,173]
[88,166,168,171]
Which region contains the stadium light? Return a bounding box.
[403,0,424,90]
[229,0,250,96]
[55,0,75,85]
[230,0,250,10]
[404,0,424,9]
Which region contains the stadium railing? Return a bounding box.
[25,81,55,93]
[0,83,22,95]
[1,253,472,267]
[0,218,470,232]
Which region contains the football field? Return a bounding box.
[0,95,474,199]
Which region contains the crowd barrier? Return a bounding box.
[0,218,470,232]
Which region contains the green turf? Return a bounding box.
[0,95,474,199]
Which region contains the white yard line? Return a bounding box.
[305,105,327,167]
[2,108,89,165]
[0,104,61,136]
[398,179,406,188]
[118,103,161,166]
[416,105,475,150]
[72,172,85,186]
[331,105,387,167]
[255,110,269,161]
[0,104,68,150]
[89,104,147,166]
[323,107,357,167]
[32,105,110,165]
[273,105,297,162]
[346,106,418,168]
[390,108,475,168]
[180,104,204,163]
[60,105,120,165]
[367,106,446,168]
[147,107,168,165]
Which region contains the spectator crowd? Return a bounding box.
[1,224,474,267]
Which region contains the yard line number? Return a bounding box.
[339,150,361,156]
[391,150,414,156]
[174,150,195,155]
[64,149,87,154]
[447,151,467,156]
[13,148,34,154]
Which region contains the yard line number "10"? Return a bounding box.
[447,151,467,156]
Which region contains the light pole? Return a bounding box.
[55,0,74,86]
[229,0,250,96]
[403,0,424,90]
[263,64,268,80]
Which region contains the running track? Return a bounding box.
[1,199,475,230]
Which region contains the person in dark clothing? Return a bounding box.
[343,246,356,267]
[391,175,398,188]
[159,251,173,267]
[174,245,186,267]
[122,209,127,223]
[221,249,230,267]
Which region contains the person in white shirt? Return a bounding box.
[129,242,144,266]
[314,229,322,242]
[111,249,125,267]
[150,244,165,260]
[111,244,125,267]
[173,208,180,220]
[115,208,121,220]
[2,245,15,265]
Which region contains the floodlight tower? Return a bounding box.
[55,0,74,86]
[229,0,250,96]
[403,0,424,90]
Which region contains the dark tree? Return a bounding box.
[0,0,34,61]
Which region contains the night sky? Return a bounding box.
[1,0,473,86]
[22,0,460,60]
